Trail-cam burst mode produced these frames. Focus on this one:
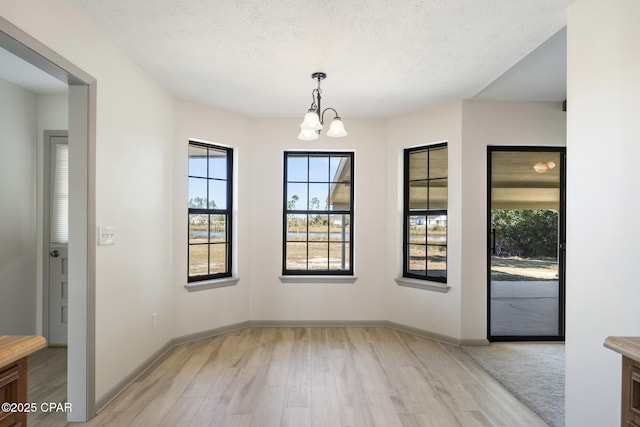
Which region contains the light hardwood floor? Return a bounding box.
[34,328,548,426]
[27,346,67,427]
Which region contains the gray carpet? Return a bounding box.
[462,343,564,427]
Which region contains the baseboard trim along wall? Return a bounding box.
[95,321,250,413]
[172,321,251,346]
[386,322,489,346]
[94,320,487,413]
[460,338,490,346]
[95,339,174,412]
[386,321,462,346]
[249,319,388,328]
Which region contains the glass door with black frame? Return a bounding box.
[488,148,565,341]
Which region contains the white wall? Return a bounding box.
[172,98,567,343]
[172,99,252,337]
[172,112,389,329]
[565,0,640,425]
[1,0,175,403]
[248,118,388,322]
[460,100,566,341]
[0,78,37,335]
[386,101,464,340]
[384,100,566,343]
[35,94,68,335]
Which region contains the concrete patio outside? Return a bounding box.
[490,280,560,336]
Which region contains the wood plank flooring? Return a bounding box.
[29,328,548,426]
[27,346,67,427]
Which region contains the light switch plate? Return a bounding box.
[98,226,116,246]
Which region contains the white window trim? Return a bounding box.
[185,276,240,292]
[279,275,358,284]
[395,277,450,293]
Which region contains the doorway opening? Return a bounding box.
[487,146,566,341]
[1,17,96,421]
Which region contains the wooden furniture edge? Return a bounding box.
[0,336,47,368]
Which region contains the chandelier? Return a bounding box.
[298,72,348,141]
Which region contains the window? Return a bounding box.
[283,152,354,275]
[188,141,233,282]
[51,142,69,244]
[403,143,447,282]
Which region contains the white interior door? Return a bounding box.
[48,245,68,344]
[46,134,69,345]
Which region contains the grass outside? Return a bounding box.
[408,246,446,272]
[188,221,227,276]
[285,220,351,270]
[491,256,558,281]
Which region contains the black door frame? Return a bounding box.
[487,146,566,342]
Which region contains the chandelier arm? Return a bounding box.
[321,107,339,124]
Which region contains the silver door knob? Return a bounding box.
[50,250,60,258]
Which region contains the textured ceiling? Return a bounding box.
[68,0,570,118]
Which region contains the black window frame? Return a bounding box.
[282,151,354,276]
[403,143,448,283]
[187,141,233,282]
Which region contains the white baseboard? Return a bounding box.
[95,320,250,413]
[460,338,491,346]
[172,321,251,346]
[385,321,462,346]
[95,340,173,412]
[249,319,387,328]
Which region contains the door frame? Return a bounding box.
[43,130,69,345]
[486,145,566,342]
[0,17,97,421]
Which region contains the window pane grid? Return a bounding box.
[284,152,354,275]
[188,141,233,282]
[403,144,447,282]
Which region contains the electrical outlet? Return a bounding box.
[152,312,158,328]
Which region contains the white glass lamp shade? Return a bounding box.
[298,128,319,141]
[300,110,323,131]
[326,117,348,138]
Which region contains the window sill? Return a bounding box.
[184,276,240,292]
[279,275,358,284]
[395,277,450,293]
